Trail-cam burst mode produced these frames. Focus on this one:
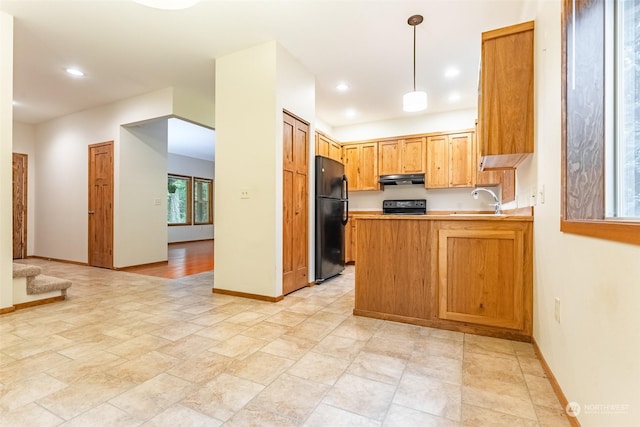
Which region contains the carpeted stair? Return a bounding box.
[11,262,72,308]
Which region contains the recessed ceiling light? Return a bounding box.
[66,68,85,77]
[448,92,461,102]
[345,109,356,118]
[133,0,200,10]
[336,83,349,92]
[444,67,460,79]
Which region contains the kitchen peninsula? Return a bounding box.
[353,212,533,342]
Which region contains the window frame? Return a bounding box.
[193,177,214,225]
[167,174,192,226]
[561,0,640,246]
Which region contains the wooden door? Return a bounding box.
[378,140,400,175]
[401,137,426,173]
[359,143,379,190]
[282,112,309,295]
[12,153,27,259]
[88,141,114,268]
[449,133,475,187]
[426,135,449,188]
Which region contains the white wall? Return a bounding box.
[333,108,477,141]
[332,108,499,211]
[532,1,640,426]
[168,152,215,243]
[34,88,174,265]
[214,42,279,297]
[0,11,13,309]
[215,41,314,298]
[12,122,37,256]
[116,124,168,268]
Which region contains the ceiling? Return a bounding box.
[3,0,527,129]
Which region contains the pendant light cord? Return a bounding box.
[412,24,416,92]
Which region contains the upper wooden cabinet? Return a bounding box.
[426,132,475,189]
[479,21,534,169]
[315,131,342,163]
[343,142,378,191]
[378,137,426,176]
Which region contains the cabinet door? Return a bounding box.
[449,133,474,187]
[401,137,426,173]
[426,135,449,188]
[481,21,534,165]
[329,141,342,163]
[438,228,524,330]
[342,145,360,190]
[378,140,400,175]
[345,218,356,263]
[315,133,330,158]
[359,143,379,191]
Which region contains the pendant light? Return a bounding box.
[403,14,427,112]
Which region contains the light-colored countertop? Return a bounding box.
[350,207,533,222]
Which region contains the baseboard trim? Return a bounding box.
[117,260,169,271]
[0,306,16,315]
[28,256,88,266]
[13,295,66,310]
[532,337,581,427]
[169,238,214,245]
[212,288,284,303]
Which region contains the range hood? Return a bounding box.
[378,173,425,186]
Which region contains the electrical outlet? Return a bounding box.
[240,188,250,199]
[539,184,546,204]
[153,198,161,206]
[554,297,561,323]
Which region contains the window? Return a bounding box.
[168,174,191,225]
[562,0,640,245]
[613,0,640,218]
[194,177,213,224]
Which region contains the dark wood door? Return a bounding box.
[88,141,114,268]
[282,111,309,295]
[12,153,27,259]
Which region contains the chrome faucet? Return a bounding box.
[471,188,502,214]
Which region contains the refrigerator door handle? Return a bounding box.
[342,200,349,225]
[342,174,349,200]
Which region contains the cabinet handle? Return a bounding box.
[479,303,484,309]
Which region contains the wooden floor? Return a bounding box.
[121,240,214,279]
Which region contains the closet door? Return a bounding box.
[283,111,309,295]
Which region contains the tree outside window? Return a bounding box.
[168,175,192,225]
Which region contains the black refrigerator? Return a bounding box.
[315,155,349,283]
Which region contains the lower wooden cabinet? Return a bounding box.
[345,216,357,263]
[354,217,533,340]
[437,224,530,330]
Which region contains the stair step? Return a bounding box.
[27,275,72,295]
[13,263,42,279]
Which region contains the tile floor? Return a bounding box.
[0,260,572,426]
